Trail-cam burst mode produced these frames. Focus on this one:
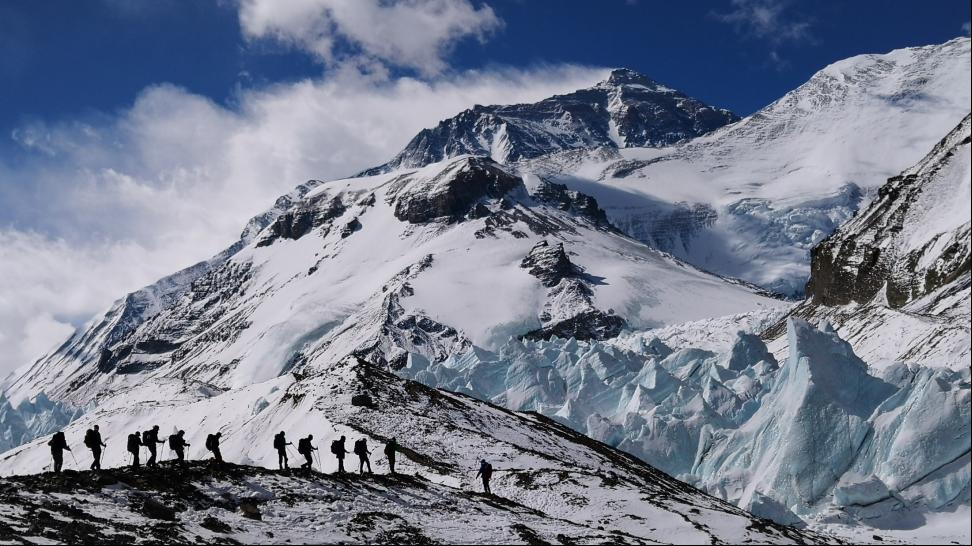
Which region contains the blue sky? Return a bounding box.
[1,0,968,137]
[0,0,968,375]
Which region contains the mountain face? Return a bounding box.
[363,69,739,175]
[765,115,971,369]
[807,114,970,308]
[0,359,833,545]
[2,37,970,543]
[2,155,779,409]
[521,38,971,296]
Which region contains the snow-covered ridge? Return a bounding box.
[0,358,834,544]
[362,68,738,175]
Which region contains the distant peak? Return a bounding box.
[604,68,660,87]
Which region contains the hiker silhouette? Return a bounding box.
[205,432,224,466]
[475,459,493,495]
[48,431,71,473]
[142,425,165,467]
[274,431,293,469]
[168,430,189,464]
[330,435,348,473]
[127,431,142,468]
[383,438,398,475]
[353,438,372,474]
[297,434,317,470]
[83,425,106,470]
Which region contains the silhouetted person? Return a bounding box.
[206,432,224,466]
[475,459,493,495]
[354,438,372,474]
[48,431,70,473]
[330,435,348,473]
[84,425,106,470]
[274,431,292,470]
[384,438,398,475]
[168,430,189,464]
[142,425,165,467]
[297,434,317,470]
[127,431,142,468]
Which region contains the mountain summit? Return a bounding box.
[363,69,738,174]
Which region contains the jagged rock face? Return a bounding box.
[365,68,738,174]
[389,157,522,224]
[519,240,578,287]
[519,240,626,341]
[531,180,614,229]
[807,114,971,308]
[257,194,346,246]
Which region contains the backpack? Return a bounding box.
[330,440,342,455]
[273,433,285,450]
[168,434,180,450]
[49,431,65,449]
[127,434,140,453]
[353,439,365,455]
[142,429,154,445]
[205,434,217,451]
[297,438,310,454]
[83,429,95,448]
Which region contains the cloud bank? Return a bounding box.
[237,0,502,75]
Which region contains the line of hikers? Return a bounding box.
[48,428,443,483]
[274,432,399,476]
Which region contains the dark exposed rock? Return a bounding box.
[806,115,971,308]
[257,194,346,247]
[200,515,232,533]
[363,69,737,175]
[351,394,375,408]
[341,218,362,238]
[531,180,614,229]
[239,500,262,520]
[392,158,521,224]
[520,241,579,287]
[135,496,177,521]
[519,240,627,341]
[522,310,626,342]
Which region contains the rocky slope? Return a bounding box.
[363,68,738,174]
[0,360,833,545]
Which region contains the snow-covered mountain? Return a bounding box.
[0,358,833,544]
[765,114,971,369]
[521,38,971,296]
[2,156,779,410]
[2,37,970,544]
[363,68,739,174]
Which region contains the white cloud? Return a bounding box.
[237,0,502,75]
[713,0,812,43]
[0,64,607,378]
[963,21,970,36]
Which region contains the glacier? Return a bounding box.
[399,317,971,528]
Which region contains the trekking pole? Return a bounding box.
[69,450,79,470]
